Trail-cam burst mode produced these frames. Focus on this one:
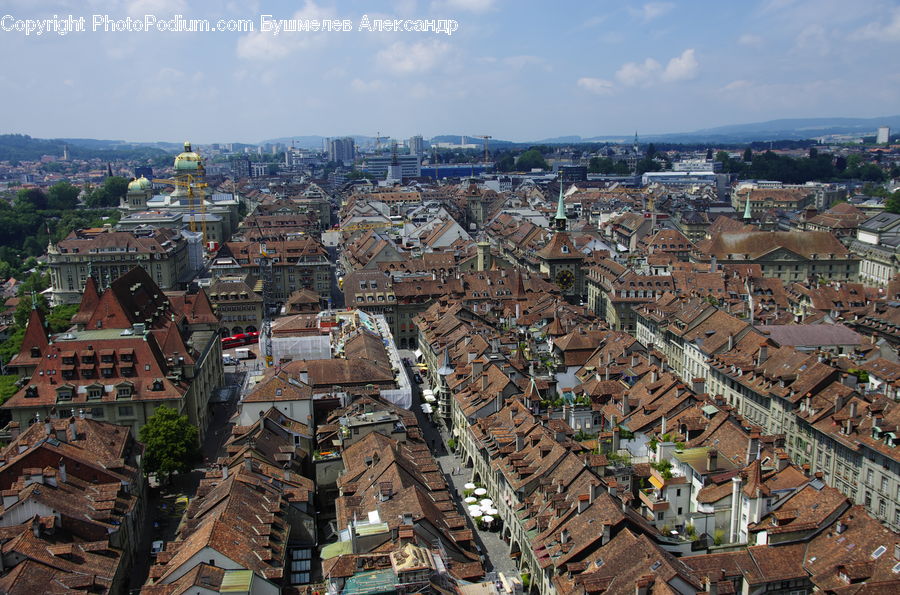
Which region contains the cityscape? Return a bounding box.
[1,2,900,595]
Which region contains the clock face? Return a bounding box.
[556,269,575,291]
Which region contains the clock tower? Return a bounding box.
[538,176,584,299]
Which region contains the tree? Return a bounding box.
[885,190,900,214]
[646,143,657,158]
[706,148,713,160]
[14,187,47,210]
[139,405,201,482]
[85,176,129,208]
[515,149,549,171]
[47,181,81,210]
[743,147,753,162]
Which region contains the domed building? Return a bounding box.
[117,141,241,246]
[121,175,153,211]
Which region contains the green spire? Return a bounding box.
[555,173,567,231]
[743,192,752,220]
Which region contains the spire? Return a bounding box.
[106,163,113,177]
[743,192,753,220]
[554,172,567,231]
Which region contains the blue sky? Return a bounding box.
[1,0,899,144]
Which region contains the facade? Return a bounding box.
[327,137,356,164]
[216,237,332,304]
[362,155,421,178]
[47,226,201,306]
[3,268,224,441]
[851,212,900,287]
[208,275,264,335]
[695,230,859,282]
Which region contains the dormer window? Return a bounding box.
[88,386,103,400]
[116,385,132,399]
[56,388,73,402]
[30,347,40,358]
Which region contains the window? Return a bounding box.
[881,476,888,493]
[117,406,134,417]
[87,387,103,400]
[117,386,132,399]
[866,469,874,486]
[657,512,664,521]
[90,407,105,418]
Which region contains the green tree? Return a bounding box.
[47,181,81,210]
[0,375,19,405]
[85,176,129,208]
[14,187,47,210]
[139,405,201,482]
[515,149,549,171]
[885,190,900,214]
[14,293,48,328]
[743,147,753,162]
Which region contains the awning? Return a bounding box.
[649,475,664,490]
[413,349,423,359]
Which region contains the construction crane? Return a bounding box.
[253,217,276,368]
[153,173,209,246]
[374,131,386,154]
[473,135,492,163]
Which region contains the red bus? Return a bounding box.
[221,332,260,349]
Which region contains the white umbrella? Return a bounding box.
[424,394,436,402]
[468,507,482,517]
[474,487,487,496]
[479,499,493,507]
[422,389,434,396]
[463,483,476,490]
[464,497,477,504]
[485,508,498,515]
[481,515,494,523]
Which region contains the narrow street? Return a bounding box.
[398,351,520,579]
[127,369,244,591]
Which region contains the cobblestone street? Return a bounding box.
[398,351,520,579]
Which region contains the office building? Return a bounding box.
[877,126,891,144]
[327,137,356,164]
[408,135,425,157]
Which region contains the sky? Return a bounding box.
[1,0,899,144]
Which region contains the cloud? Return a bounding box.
[577,77,615,96]
[661,48,698,82]
[721,79,752,92]
[851,7,900,42]
[738,33,763,46]
[632,2,674,21]
[235,1,332,61]
[615,58,661,87]
[614,49,698,86]
[503,55,550,71]
[434,0,496,13]
[351,78,385,93]
[375,40,450,75]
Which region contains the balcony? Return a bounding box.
[639,488,669,512]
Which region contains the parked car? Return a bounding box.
[151,540,164,556]
[223,355,238,366]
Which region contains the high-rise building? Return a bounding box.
[877,126,891,145]
[408,135,425,157]
[327,137,356,164]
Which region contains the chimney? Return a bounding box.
[802,463,810,476]
[756,345,768,367]
[776,452,789,472]
[589,481,602,503]
[635,576,653,595]
[481,373,489,391]
[557,480,565,494]
[707,448,718,472]
[612,426,621,452]
[710,255,717,273]
[849,400,857,419]
[560,528,570,544]
[729,476,742,542]
[58,461,67,484]
[650,369,658,383]
[660,416,667,436]
[747,433,760,465]
[31,517,41,538]
[471,359,483,381]
[67,419,77,442]
[515,432,524,452]
[222,464,229,479]
[577,494,590,513]
[833,392,847,415]
[606,480,618,498]
[727,334,734,350]
[44,420,52,437]
[243,453,253,473]
[692,378,706,394]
